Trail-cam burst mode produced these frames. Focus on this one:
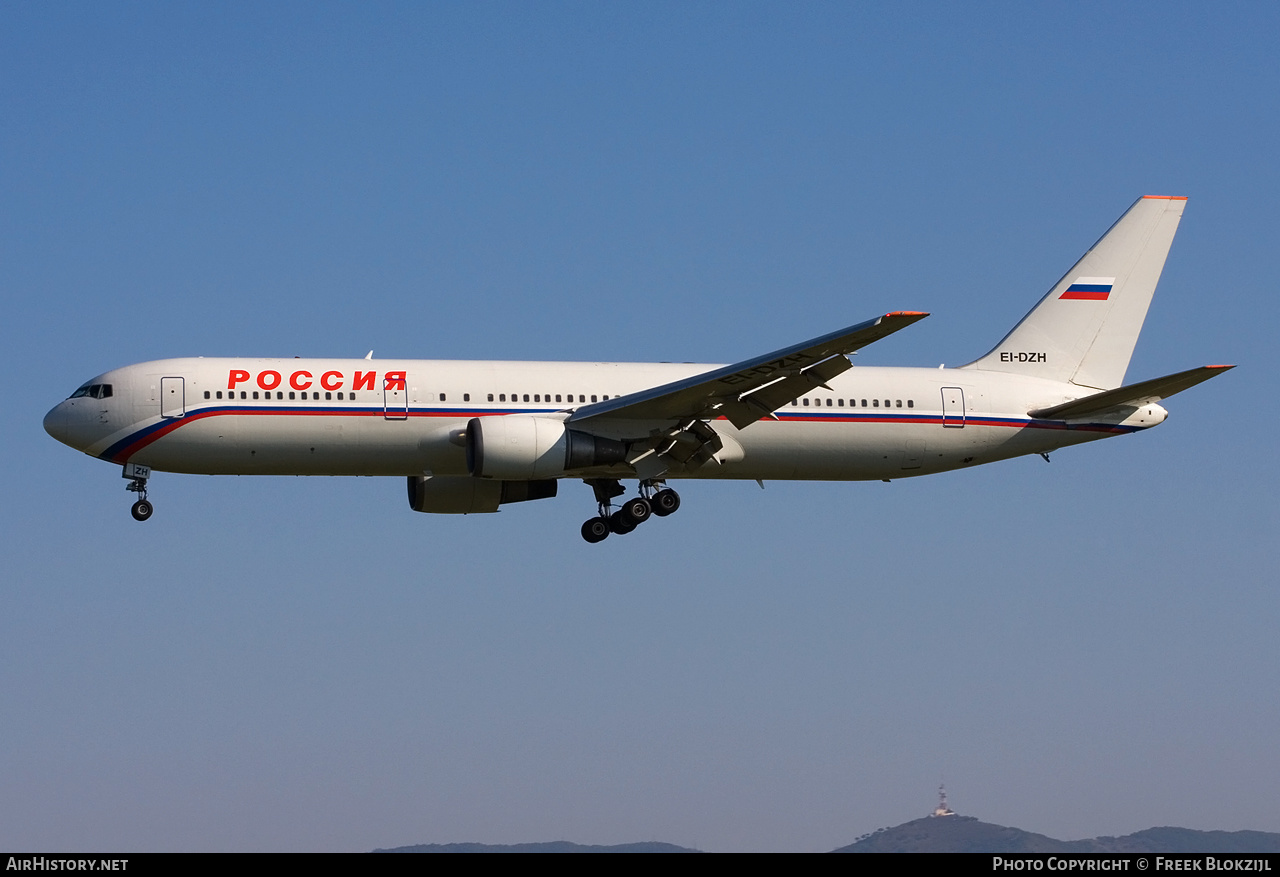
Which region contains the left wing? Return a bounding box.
[565,312,927,476]
[568,311,921,430]
[569,311,928,431]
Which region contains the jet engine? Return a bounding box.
[465,416,628,480]
[407,475,557,514]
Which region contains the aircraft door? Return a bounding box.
[383,376,408,420]
[161,377,185,418]
[941,386,965,427]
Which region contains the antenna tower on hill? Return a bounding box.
[931,783,956,817]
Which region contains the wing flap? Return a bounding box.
[1028,365,1234,420]
[720,354,853,428]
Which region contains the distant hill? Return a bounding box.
[1084,827,1280,855]
[833,817,1082,853]
[833,817,1280,854]
[372,816,1280,853]
[374,841,700,853]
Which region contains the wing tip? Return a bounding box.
[885,310,929,318]
[1142,195,1188,201]
[1205,364,1235,370]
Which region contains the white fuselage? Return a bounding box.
[43,356,1165,483]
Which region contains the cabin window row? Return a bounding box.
[487,393,609,404]
[201,390,617,404]
[205,390,358,401]
[201,389,910,408]
[797,398,914,408]
[432,393,612,404]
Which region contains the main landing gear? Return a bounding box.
[580,478,681,544]
[123,462,153,522]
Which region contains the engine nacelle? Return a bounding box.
[466,416,627,480]
[406,475,557,514]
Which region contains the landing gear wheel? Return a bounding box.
[608,511,637,535]
[620,497,652,527]
[651,488,680,517]
[581,517,610,544]
[131,499,153,522]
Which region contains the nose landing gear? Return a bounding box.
[123,462,153,521]
[580,479,679,543]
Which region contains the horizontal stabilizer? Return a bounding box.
[1028,365,1234,420]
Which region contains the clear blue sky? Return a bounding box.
[3,2,1277,852]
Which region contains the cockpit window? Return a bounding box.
[68,384,112,400]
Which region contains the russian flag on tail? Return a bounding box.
[1060,276,1115,300]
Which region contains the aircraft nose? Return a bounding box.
[43,401,98,451]
[43,403,71,445]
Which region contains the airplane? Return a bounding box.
[44,196,1232,543]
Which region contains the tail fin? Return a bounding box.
[962,196,1186,389]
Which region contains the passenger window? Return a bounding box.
[523,394,530,402]
[216,391,223,399]
[289,392,296,400]
[277,392,283,400]
[895,400,902,408]
[439,393,446,402]
[907,400,914,408]
[873,399,879,408]
[534,394,540,403]
[487,394,494,402]
[591,395,597,402]
[204,391,211,399]
[325,392,332,400]
[338,392,344,400]
[253,391,259,400]
[556,394,562,402]
[826,398,832,407]
[463,393,470,402]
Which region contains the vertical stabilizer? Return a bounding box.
[962,196,1186,389]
